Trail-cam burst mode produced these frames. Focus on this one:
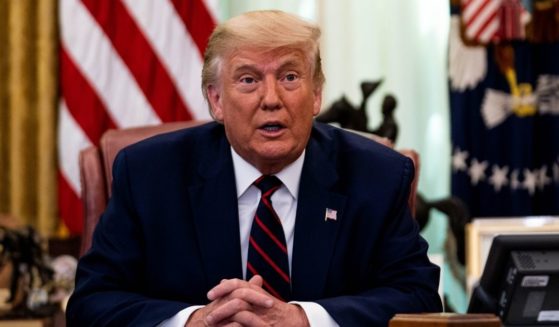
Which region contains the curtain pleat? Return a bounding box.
[0,0,58,236]
[0,0,11,214]
[36,0,58,235]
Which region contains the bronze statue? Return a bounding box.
[371,94,398,143]
[316,80,399,143]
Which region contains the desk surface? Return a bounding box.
[390,313,501,326]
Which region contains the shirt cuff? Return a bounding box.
[290,301,339,327]
[157,305,204,327]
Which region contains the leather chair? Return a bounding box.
[78,123,501,326]
[78,121,420,256]
[78,120,204,255]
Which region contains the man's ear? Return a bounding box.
[207,85,223,121]
[313,86,323,116]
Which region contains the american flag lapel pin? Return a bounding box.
[324,208,337,221]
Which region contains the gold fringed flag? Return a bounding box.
[461,0,502,44]
[500,0,526,40]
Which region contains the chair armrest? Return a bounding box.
[79,146,107,256]
[398,149,420,217]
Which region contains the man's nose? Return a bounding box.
[261,76,281,110]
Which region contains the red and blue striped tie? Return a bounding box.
[247,175,291,301]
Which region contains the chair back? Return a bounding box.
[78,121,204,255]
[78,122,419,256]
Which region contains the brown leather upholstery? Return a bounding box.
[399,149,420,217]
[78,121,204,255]
[78,122,420,256]
[79,146,108,256]
[351,130,420,217]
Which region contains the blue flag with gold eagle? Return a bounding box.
[449,2,559,217]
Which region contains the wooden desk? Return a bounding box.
[390,313,501,327]
[0,310,64,327]
[0,318,52,327]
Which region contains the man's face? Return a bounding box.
[207,47,322,174]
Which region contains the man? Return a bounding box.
[67,10,442,326]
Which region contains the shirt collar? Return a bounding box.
[231,147,305,200]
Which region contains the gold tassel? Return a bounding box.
[494,44,536,117]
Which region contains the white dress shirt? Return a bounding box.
[159,148,338,327]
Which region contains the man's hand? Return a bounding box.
[186,276,309,327]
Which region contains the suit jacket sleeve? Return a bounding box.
[66,150,191,327]
[315,156,442,325]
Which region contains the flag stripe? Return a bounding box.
[467,0,500,38]
[122,0,210,120]
[60,47,117,144]
[58,101,93,194]
[170,0,216,56]
[202,0,219,23]
[464,0,488,25]
[462,0,501,43]
[59,0,216,234]
[60,0,160,128]
[476,11,500,42]
[82,0,192,122]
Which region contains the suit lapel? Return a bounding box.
[188,131,243,289]
[186,124,347,298]
[291,129,347,300]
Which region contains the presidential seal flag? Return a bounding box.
[449,2,559,217]
[58,0,217,234]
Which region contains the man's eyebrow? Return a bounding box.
[231,57,305,76]
[231,64,260,76]
[278,60,303,71]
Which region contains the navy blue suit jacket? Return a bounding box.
[67,122,441,326]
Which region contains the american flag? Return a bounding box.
[58,0,217,234]
[461,0,502,43]
[324,208,337,221]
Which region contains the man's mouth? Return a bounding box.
[260,123,284,132]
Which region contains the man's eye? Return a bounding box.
[284,73,298,82]
[240,76,256,84]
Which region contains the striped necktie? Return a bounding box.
[246,175,291,301]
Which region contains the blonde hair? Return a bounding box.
[201,10,325,102]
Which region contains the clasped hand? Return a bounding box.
[186,276,308,327]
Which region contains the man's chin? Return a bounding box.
[257,144,298,160]
[251,147,301,173]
